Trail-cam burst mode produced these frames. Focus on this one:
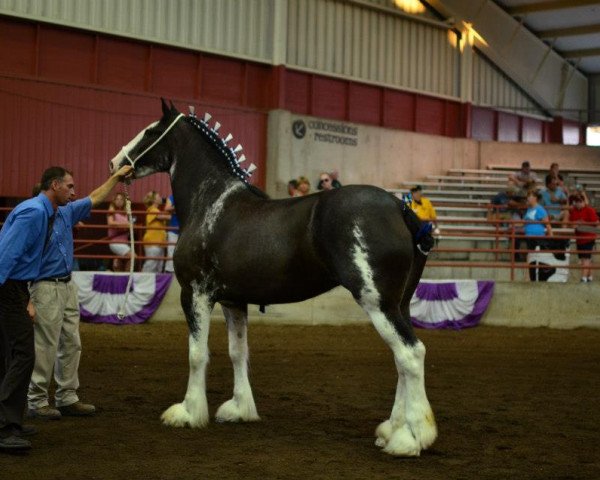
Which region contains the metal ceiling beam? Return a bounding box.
[539,24,600,38]
[426,0,589,121]
[508,0,600,15]
[562,47,600,58]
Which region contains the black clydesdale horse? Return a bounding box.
[110,100,437,456]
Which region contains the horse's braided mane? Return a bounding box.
[184,113,256,185]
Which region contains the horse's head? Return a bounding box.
[110,99,184,179]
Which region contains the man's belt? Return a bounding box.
[35,274,71,284]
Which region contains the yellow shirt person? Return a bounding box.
[409,186,437,222]
[142,191,170,273]
[143,205,167,245]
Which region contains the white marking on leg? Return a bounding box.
[351,224,436,456]
[161,283,211,428]
[215,305,260,423]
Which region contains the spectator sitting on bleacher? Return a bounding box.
[295,176,311,196]
[489,181,526,224]
[317,171,342,191]
[409,185,438,233]
[541,174,568,225]
[509,161,540,188]
[287,179,299,197]
[549,163,569,195]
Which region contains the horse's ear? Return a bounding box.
[161,98,170,117]
[169,100,178,113]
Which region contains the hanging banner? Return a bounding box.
[72,272,173,325]
[410,280,495,329]
[72,273,493,329]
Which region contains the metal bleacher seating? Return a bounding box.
[390,165,600,280]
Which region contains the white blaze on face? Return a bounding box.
[110,121,159,172]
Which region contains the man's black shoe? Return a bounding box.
[0,434,32,451]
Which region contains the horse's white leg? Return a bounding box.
[351,226,436,456]
[368,309,437,457]
[215,304,260,423]
[161,287,212,428]
[374,353,405,449]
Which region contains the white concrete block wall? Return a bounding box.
[152,279,600,329]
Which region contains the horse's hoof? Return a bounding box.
[215,398,260,423]
[382,425,421,457]
[375,419,393,448]
[161,403,191,427]
[412,410,437,450]
[161,402,209,428]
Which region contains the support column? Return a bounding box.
[271,0,288,66]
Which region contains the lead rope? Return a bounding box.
[117,183,136,320]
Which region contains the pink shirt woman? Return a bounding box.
[107,193,132,272]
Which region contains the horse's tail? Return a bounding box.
[395,197,434,255]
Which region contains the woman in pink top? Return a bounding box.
[107,193,132,272]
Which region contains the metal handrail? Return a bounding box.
[1,206,597,279]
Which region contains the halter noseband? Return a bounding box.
[121,113,185,167]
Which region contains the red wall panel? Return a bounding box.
[497,112,519,142]
[0,17,36,76]
[444,101,462,138]
[312,76,347,120]
[383,90,415,131]
[201,55,244,105]
[415,96,444,135]
[471,107,495,141]
[97,37,149,92]
[38,26,94,83]
[245,63,273,109]
[348,83,381,125]
[0,76,267,199]
[284,70,311,114]
[151,46,198,99]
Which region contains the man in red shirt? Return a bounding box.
[569,194,599,282]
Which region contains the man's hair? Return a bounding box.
[288,179,298,188]
[410,185,422,193]
[545,174,555,186]
[40,167,72,191]
[521,161,530,168]
[31,183,42,197]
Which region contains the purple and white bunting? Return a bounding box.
[410,280,495,329]
[72,272,173,325]
[72,273,493,329]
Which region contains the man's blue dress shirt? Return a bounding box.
[37,197,92,279]
[0,194,54,284]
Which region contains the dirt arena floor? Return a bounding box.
[4,321,599,480]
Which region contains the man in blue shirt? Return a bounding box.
[27,165,132,422]
[0,182,55,451]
